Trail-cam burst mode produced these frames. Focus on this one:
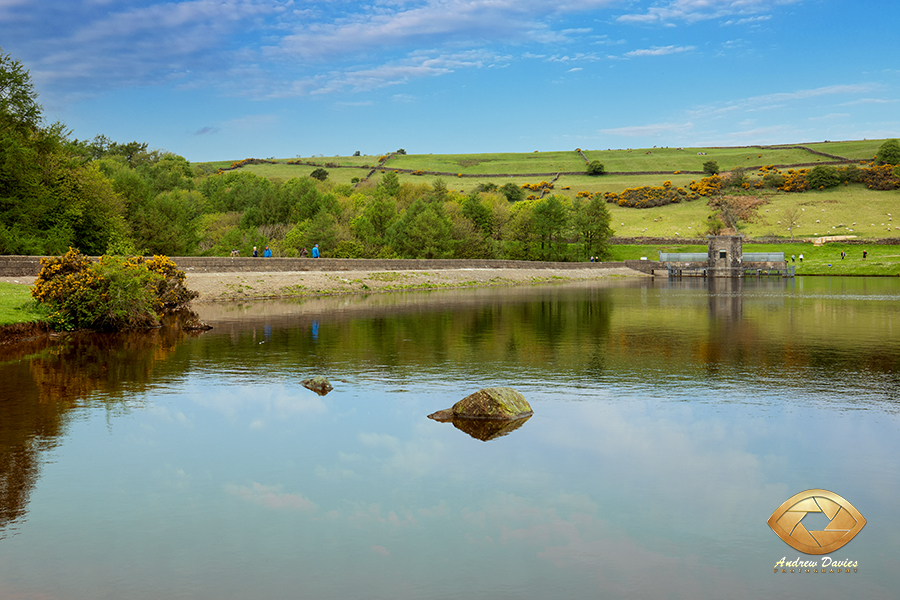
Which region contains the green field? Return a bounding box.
[0,282,45,326]
[206,141,878,177]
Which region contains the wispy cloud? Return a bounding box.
[226,482,318,511]
[686,83,883,120]
[194,126,219,136]
[17,0,617,101]
[270,1,615,61]
[617,0,799,25]
[623,45,695,57]
[722,14,772,26]
[839,98,896,106]
[601,122,695,137]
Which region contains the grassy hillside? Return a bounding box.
[197,139,899,240]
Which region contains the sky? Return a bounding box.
[2,0,899,162]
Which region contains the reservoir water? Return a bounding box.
[1,276,898,599]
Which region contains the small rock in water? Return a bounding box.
[182,318,212,331]
[302,375,333,396]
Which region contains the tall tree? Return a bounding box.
[532,195,569,260]
[0,48,42,134]
[572,195,614,260]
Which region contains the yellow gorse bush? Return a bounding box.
[31,248,198,331]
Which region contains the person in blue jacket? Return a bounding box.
[312,244,319,258]
[264,245,272,257]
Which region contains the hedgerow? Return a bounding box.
[604,182,696,208]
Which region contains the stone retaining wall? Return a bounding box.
[0,255,629,277]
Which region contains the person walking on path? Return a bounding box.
[300,247,308,258]
[312,244,320,258]
[252,246,258,257]
[863,250,868,259]
[264,246,272,257]
[799,253,803,262]
[841,250,846,260]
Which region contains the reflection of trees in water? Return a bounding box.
[185,289,616,378]
[0,314,198,537]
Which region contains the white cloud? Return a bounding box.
[685,83,883,122]
[722,14,772,26]
[839,98,896,107]
[601,122,695,137]
[623,45,695,57]
[617,0,800,25]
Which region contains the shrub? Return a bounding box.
[762,172,785,188]
[807,165,841,189]
[309,167,329,181]
[689,176,723,197]
[876,139,900,165]
[499,182,525,202]
[859,164,900,190]
[31,248,197,331]
[587,160,606,175]
[604,185,692,208]
[703,160,720,175]
[779,169,809,192]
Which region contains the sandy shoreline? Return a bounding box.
[1,266,647,303]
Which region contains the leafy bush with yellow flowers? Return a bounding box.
[31,248,198,331]
[521,181,554,192]
[859,164,900,190]
[688,175,723,197]
[778,169,809,192]
[604,184,694,208]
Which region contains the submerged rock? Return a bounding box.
[182,318,213,331]
[428,387,532,422]
[302,375,333,396]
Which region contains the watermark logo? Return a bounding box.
[767,489,866,555]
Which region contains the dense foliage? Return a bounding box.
[31,248,197,331]
[876,139,900,166]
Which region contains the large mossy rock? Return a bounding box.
[428,387,532,422]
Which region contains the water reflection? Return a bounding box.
[1,278,899,599]
[0,313,205,536]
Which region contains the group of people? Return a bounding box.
[231,243,320,258]
[299,244,320,258]
[792,249,868,262]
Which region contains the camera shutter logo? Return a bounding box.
[767,489,866,555]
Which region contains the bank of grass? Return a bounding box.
[0,282,46,326]
[607,242,900,276]
[203,139,887,183]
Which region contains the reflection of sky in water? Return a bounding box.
[2,278,899,599]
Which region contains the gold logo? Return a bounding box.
[767,489,866,555]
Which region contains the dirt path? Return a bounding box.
[1,265,646,303]
[182,266,645,302]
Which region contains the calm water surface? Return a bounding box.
[1,276,898,599]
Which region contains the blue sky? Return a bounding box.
[2,0,898,162]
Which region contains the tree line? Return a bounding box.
[0,48,613,261]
